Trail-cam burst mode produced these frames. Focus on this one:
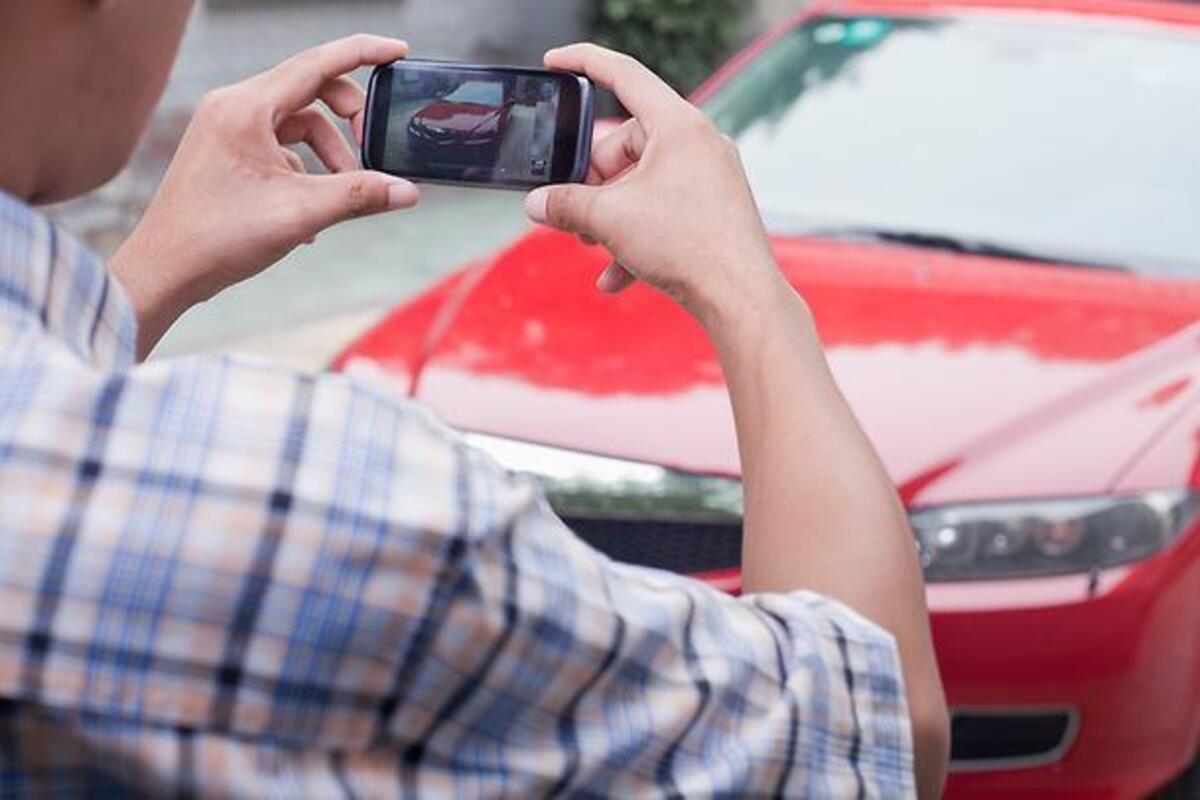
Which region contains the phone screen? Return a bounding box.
[365,61,592,188]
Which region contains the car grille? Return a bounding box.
[950,709,1078,771]
[562,517,743,575]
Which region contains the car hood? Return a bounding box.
[345,229,1200,505]
[415,101,497,131]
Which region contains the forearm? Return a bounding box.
[701,267,949,798]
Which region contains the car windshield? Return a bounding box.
[705,13,1200,277]
[443,81,505,107]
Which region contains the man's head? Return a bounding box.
[0,0,195,204]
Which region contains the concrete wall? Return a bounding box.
[752,0,805,35]
[164,0,590,111]
[167,0,804,112]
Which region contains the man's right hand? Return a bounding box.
[528,43,951,799]
[524,44,786,329]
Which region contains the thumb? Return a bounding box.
[526,184,603,237]
[303,171,419,232]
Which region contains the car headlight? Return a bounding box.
[464,433,743,523]
[473,117,500,135]
[911,493,1200,581]
[411,120,444,135]
[466,434,1199,582]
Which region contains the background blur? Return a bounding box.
[50,0,799,366]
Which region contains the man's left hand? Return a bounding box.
[109,35,419,359]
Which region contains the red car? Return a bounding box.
[407,80,514,163]
[337,0,1200,796]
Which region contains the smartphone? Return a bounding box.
[362,60,595,189]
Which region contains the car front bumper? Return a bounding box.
[926,526,1200,799]
[458,433,1200,797]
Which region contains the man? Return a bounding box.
[0,2,948,797]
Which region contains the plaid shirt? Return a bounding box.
[0,190,914,798]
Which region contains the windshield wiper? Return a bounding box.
[794,225,1132,273]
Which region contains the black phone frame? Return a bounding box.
[363,59,594,190]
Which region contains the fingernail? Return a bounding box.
[387,181,418,209]
[597,266,620,293]
[525,189,548,224]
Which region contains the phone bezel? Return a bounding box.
[363,60,593,190]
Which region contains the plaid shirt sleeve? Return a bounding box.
[0,194,915,798]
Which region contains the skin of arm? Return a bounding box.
[707,274,950,800]
[527,44,950,799]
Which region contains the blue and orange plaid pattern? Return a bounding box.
[0,190,914,798]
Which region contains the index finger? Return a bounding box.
[544,44,687,131]
[259,34,409,117]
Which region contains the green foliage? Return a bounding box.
[591,0,749,94]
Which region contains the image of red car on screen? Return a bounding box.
[407,80,515,164]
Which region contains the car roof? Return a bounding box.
[692,0,1200,103]
[804,0,1200,27]
[801,0,1200,27]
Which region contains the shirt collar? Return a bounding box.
[0,189,138,371]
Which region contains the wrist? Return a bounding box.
[108,235,196,360]
[691,259,813,343]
